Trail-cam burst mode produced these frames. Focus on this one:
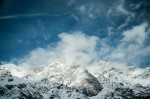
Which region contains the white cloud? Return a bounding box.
[109,22,150,65]
[20,32,99,69]
[122,22,148,44]
[19,22,150,68]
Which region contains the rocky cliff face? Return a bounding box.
[0,61,150,99]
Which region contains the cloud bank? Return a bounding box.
[19,22,150,69]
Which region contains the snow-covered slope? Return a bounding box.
[23,61,102,96]
[0,64,28,78]
[0,60,150,99]
[87,61,150,99]
[0,62,90,99]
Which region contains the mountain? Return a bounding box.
[0,61,150,99]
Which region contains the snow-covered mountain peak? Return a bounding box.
[47,60,65,69]
[62,64,102,96]
[0,61,150,99]
[0,63,28,78]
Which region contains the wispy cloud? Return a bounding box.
[69,0,106,20]
[0,13,62,19]
[117,16,131,29]
[107,0,135,17]
[116,0,134,16]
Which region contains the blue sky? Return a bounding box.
[0,0,150,67]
